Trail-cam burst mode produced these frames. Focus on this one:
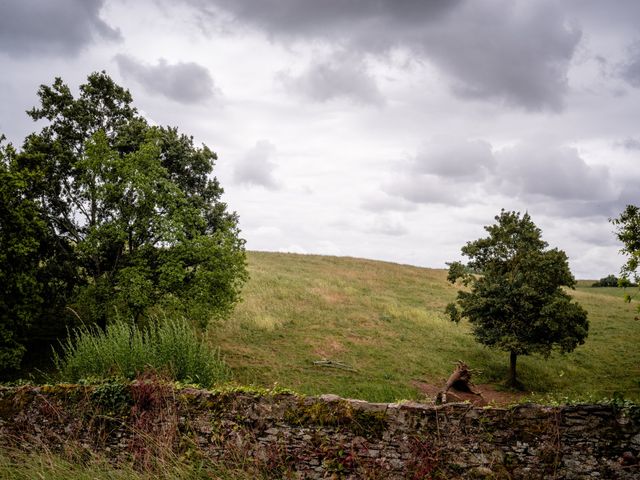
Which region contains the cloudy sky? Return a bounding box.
[2,0,640,278]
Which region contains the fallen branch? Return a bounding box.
[312,359,358,372]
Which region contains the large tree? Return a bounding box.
[0,72,247,369]
[0,136,74,372]
[0,139,45,369]
[446,210,589,387]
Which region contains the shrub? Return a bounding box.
[591,274,637,287]
[54,317,229,387]
[592,275,619,287]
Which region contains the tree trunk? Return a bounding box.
[509,351,517,387]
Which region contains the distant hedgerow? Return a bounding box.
[54,318,230,387]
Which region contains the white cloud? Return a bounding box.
[233,140,280,190]
[366,214,409,236]
[278,244,307,254]
[385,174,465,206]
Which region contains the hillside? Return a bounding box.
[211,251,640,403]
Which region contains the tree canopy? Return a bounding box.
[611,204,640,311]
[446,210,589,387]
[0,72,247,371]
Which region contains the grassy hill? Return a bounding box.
[210,251,640,403]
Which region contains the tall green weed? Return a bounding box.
[54,318,229,387]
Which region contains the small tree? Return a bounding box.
[446,210,589,387]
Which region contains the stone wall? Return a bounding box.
[0,383,639,479]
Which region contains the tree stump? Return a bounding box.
[436,360,482,404]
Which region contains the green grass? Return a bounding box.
[55,317,230,387]
[210,251,640,403]
[576,279,638,300]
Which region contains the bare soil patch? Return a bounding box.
[412,381,528,406]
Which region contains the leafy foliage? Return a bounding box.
[0,140,38,369]
[54,317,230,387]
[612,205,640,282]
[0,72,247,371]
[611,205,640,310]
[0,138,73,371]
[446,210,589,386]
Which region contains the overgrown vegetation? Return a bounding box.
[0,72,246,373]
[54,317,229,387]
[213,251,640,403]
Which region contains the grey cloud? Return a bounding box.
[495,143,616,202]
[279,53,383,105]
[493,143,640,219]
[420,1,580,111]
[565,0,640,32]
[187,0,579,111]
[534,199,619,219]
[233,140,280,189]
[412,139,494,179]
[115,55,217,104]
[385,174,464,206]
[620,42,640,88]
[566,221,619,247]
[383,139,494,206]
[612,185,640,216]
[186,0,460,38]
[382,139,625,217]
[367,215,409,236]
[0,0,120,57]
[617,137,640,150]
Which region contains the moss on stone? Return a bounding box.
[284,400,388,438]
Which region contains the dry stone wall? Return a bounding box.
[0,383,639,479]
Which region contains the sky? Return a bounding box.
[1,0,640,279]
